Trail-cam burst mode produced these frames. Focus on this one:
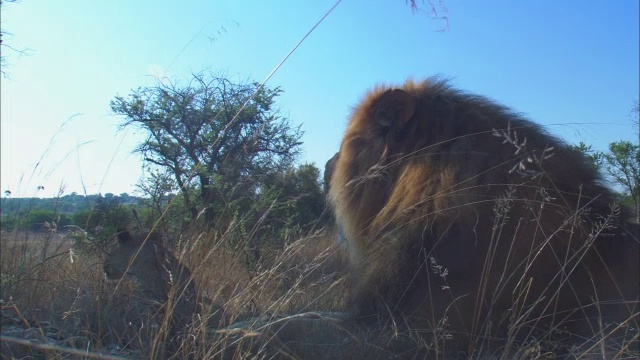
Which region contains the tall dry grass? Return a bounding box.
[1,194,638,359]
[0,225,350,359]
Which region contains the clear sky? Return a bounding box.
[1,0,638,198]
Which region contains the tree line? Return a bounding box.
[0,193,140,232]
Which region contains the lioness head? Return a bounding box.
[103,229,163,281]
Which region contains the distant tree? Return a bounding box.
[136,169,176,218]
[258,163,328,240]
[220,162,327,268]
[133,167,193,239]
[603,141,639,221]
[111,72,302,226]
[0,217,19,231]
[73,194,132,241]
[572,139,639,223]
[277,163,329,233]
[25,210,72,232]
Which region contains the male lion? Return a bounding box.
[327,78,639,355]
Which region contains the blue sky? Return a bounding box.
[1,0,638,198]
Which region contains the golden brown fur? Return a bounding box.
[103,230,203,339]
[327,78,639,353]
[104,229,198,310]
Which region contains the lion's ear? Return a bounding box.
[116,229,132,244]
[374,89,416,130]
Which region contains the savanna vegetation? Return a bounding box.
[1,75,637,358]
[1,71,347,359]
[1,2,638,359]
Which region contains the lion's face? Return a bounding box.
[101,229,208,345]
[103,229,159,281]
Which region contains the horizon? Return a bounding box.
[1,0,638,199]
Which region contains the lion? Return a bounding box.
[104,229,199,312]
[103,229,210,345]
[326,78,639,355]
